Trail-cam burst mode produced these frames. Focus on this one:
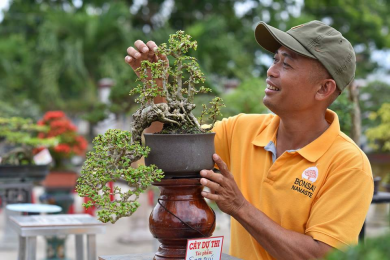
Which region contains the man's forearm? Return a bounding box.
[233,201,332,260]
[144,81,166,134]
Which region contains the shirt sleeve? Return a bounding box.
[212,114,243,170]
[305,168,373,250]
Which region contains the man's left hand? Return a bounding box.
[200,154,247,217]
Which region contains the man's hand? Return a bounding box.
[200,154,247,217]
[201,154,334,259]
[125,40,168,78]
[126,40,168,133]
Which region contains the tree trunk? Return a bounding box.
[348,80,361,146]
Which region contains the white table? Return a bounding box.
[9,214,106,260]
[6,203,62,214]
[1,203,62,249]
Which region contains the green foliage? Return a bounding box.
[329,91,353,136]
[0,1,143,114]
[131,30,204,105]
[82,103,110,125]
[0,100,41,119]
[199,97,225,127]
[1,0,389,120]
[366,103,390,151]
[76,129,164,223]
[325,233,390,260]
[0,117,57,165]
[360,81,390,128]
[130,30,225,134]
[185,15,254,81]
[221,77,268,117]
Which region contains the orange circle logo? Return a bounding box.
[302,167,319,183]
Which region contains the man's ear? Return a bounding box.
[315,79,337,101]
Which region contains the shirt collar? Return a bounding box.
[252,109,341,163]
[252,115,280,147]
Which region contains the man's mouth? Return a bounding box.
[266,84,280,91]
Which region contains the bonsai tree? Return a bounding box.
[76,31,224,223]
[0,117,57,165]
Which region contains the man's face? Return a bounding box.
[263,46,320,116]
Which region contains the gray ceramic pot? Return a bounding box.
[0,165,50,181]
[144,133,215,179]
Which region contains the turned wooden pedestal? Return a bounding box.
[149,178,216,260]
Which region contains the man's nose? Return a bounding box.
[267,64,279,78]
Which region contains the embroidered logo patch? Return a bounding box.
[302,166,318,183]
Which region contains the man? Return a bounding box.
[125,20,373,260]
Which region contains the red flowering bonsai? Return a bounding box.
[38,111,88,169]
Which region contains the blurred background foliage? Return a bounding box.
[0,0,389,140]
[325,232,390,260]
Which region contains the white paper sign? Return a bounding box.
[33,148,52,165]
[185,236,224,260]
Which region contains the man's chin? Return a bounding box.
[263,97,278,114]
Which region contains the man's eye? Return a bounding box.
[273,57,279,63]
[283,62,290,67]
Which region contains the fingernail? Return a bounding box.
[213,154,219,160]
[201,191,207,197]
[200,178,207,185]
[135,53,141,58]
[200,170,206,176]
[125,56,131,62]
[153,47,158,52]
[142,47,148,53]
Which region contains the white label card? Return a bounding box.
[33,148,52,165]
[185,236,224,260]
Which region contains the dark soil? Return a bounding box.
[157,123,205,134]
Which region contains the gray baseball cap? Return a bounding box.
[254,20,356,91]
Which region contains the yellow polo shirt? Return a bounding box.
[213,109,373,260]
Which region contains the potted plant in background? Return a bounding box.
[37,111,88,210]
[76,31,224,259]
[36,111,88,260]
[0,117,56,182]
[0,117,57,249]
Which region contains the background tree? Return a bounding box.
[302,0,390,145]
[366,103,390,152]
[360,81,390,128]
[221,77,268,117]
[0,0,389,143]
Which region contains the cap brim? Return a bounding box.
[255,22,316,59]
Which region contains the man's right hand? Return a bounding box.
[125,40,168,78]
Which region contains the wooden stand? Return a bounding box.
[149,178,216,260]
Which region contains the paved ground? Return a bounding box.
[0,189,388,259]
